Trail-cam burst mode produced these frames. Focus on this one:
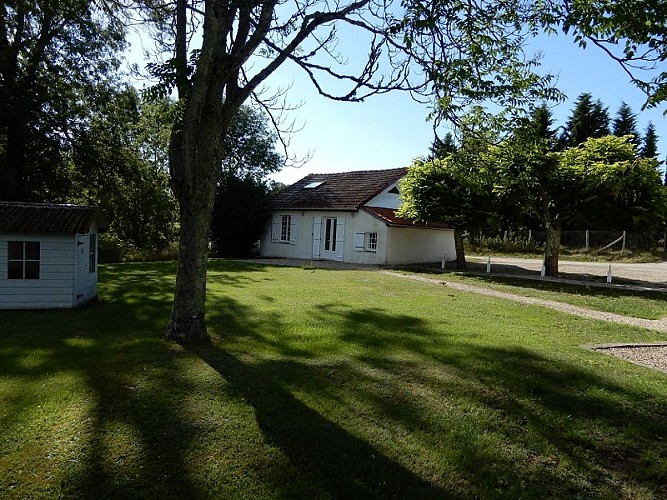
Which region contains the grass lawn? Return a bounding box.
[1,260,666,498]
[401,269,667,320]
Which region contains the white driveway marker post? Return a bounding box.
[486,257,491,273]
[607,265,612,283]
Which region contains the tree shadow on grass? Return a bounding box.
[2,261,666,498]
[189,344,450,499]
[208,297,667,497]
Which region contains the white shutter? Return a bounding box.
[271,216,280,242]
[289,214,298,244]
[312,216,322,258]
[334,217,345,261]
[354,232,365,251]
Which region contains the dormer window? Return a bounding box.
[303,181,325,189]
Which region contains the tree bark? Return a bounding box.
[453,228,467,270]
[544,224,561,276]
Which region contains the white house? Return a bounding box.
[260,168,456,265]
[0,202,107,309]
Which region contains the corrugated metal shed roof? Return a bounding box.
[0,202,108,234]
[362,207,451,229]
[267,168,408,211]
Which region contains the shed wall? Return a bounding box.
[0,233,76,309]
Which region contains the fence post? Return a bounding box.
[487,257,491,273]
[528,229,532,242]
[585,230,589,250]
[622,231,626,253]
[607,265,612,283]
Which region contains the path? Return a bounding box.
[381,270,667,333]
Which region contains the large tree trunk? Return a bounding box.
[543,224,561,276]
[453,228,467,270]
[164,0,240,342]
[165,184,216,341]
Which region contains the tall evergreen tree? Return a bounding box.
[531,104,558,143]
[429,133,457,159]
[560,93,610,148]
[612,102,640,146]
[640,122,659,159]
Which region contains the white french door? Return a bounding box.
[321,217,338,260]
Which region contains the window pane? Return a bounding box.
[8,241,23,260]
[24,261,40,279]
[8,261,23,279]
[25,242,40,260]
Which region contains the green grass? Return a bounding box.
[403,268,667,320]
[1,260,666,498]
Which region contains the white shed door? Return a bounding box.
[312,216,321,258]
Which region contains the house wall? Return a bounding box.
[0,225,100,310]
[0,232,76,309]
[364,181,402,210]
[385,226,456,265]
[260,210,391,264]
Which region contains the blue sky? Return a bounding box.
[126,26,666,186]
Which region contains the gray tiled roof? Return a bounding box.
[267,168,407,211]
[0,202,108,233]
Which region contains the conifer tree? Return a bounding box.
[640,122,659,159]
[612,102,640,146]
[560,93,610,148]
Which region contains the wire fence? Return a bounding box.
[474,230,665,252]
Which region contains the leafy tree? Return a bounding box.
[400,123,500,269]
[559,93,610,148]
[558,136,666,233]
[612,102,640,147]
[552,0,667,108]
[211,105,284,257]
[491,131,666,275]
[641,122,659,159]
[0,0,125,201]
[71,87,178,252]
[210,176,271,257]
[399,154,495,270]
[221,105,283,183]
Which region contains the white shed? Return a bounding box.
[0,202,107,309]
[260,168,456,265]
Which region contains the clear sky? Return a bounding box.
[126,24,666,186]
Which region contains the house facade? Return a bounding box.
[0,202,107,309]
[260,168,456,265]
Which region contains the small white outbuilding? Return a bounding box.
[0,202,107,309]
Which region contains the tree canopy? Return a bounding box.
[0,0,125,201]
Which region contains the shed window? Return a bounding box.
[89,234,97,273]
[8,241,40,279]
